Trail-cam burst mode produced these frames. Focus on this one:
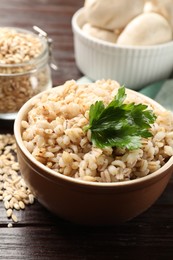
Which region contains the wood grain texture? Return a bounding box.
[0,0,173,259]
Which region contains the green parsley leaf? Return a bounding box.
[83,86,157,150]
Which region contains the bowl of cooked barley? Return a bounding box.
[14,79,173,226]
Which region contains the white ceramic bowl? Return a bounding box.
[72,8,173,90]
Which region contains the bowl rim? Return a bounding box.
[72,7,173,50]
[14,83,173,188]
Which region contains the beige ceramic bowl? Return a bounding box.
[14,86,173,226]
[72,8,173,90]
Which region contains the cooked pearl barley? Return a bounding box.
[108,165,118,175]
[22,80,173,183]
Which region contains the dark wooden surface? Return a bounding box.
[0,1,173,259]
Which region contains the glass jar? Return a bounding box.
[0,27,52,120]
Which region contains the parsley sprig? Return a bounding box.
[83,86,156,150]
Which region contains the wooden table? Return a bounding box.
[0,1,173,259]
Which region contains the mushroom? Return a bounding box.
[144,0,173,31]
[84,0,145,31]
[117,12,173,46]
[82,23,118,43]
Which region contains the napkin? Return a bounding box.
[77,76,173,111]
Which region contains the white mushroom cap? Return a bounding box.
[84,0,145,30]
[144,0,173,31]
[82,23,118,43]
[117,12,173,46]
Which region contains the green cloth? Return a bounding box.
[139,80,165,99]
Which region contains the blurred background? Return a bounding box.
[0,0,84,86]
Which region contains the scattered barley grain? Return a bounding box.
[0,134,35,225]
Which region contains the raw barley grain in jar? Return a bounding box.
[0,27,52,120]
